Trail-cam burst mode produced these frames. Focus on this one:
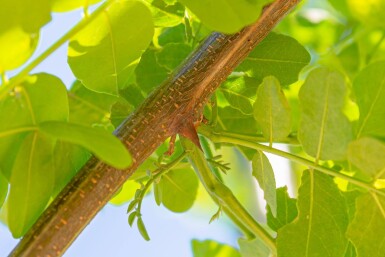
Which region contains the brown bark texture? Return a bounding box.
[9,0,299,256]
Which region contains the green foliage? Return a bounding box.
[347,193,385,257]
[154,166,198,212]
[252,150,277,216]
[8,132,54,238]
[0,0,50,71]
[277,171,349,257]
[40,121,131,169]
[353,61,385,138]
[254,76,291,143]
[266,187,297,232]
[298,68,352,161]
[238,237,270,257]
[178,0,272,34]
[2,1,385,257]
[348,137,385,179]
[191,239,241,257]
[236,32,311,86]
[68,0,154,95]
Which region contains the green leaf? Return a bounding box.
[0,0,50,71]
[147,0,185,27]
[238,237,270,257]
[348,137,385,179]
[347,193,385,257]
[252,150,277,216]
[216,106,260,136]
[348,0,385,28]
[155,166,198,212]
[137,217,150,241]
[0,172,7,209]
[344,242,357,257]
[8,132,54,238]
[135,48,169,94]
[158,24,186,46]
[178,0,272,34]
[298,68,352,161]
[51,0,102,12]
[40,121,132,169]
[68,0,154,95]
[52,142,90,196]
[254,76,291,142]
[266,186,297,232]
[277,171,349,257]
[220,76,259,115]
[68,81,117,127]
[156,43,192,70]
[0,73,68,178]
[237,33,311,86]
[128,211,137,227]
[191,239,241,257]
[353,61,385,138]
[110,180,140,206]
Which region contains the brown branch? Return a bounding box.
[9,0,299,256]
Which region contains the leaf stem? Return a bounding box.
[201,127,385,198]
[0,0,115,99]
[181,138,276,253]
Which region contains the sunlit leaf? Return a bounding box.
[191,239,241,257]
[266,186,297,232]
[353,61,385,138]
[156,43,192,70]
[220,76,259,115]
[110,180,140,205]
[298,67,352,160]
[0,73,68,179]
[254,76,291,142]
[146,0,185,27]
[52,142,90,196]
[68,0,154,95]
[216,106,260,136]
[68,80,117,127]
[348,137,385,179]
[0,0,50,71]
[52,0,102,12]
[237,33,311,86]
[238,237,270,257]
[40,121,131,169]
[155,166,198,212]
[252,150,277,216]
[348,0,385,28]
[8,132,54,238]
[0,172,7,209]
[178,0,272,34]
[347,193,385,257]
[277,171,349,257]
[158,24,186,46]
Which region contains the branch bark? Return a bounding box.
[9,0,299,256]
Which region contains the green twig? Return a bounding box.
[201,128,385,198]
[0,0,115,99]
[181,138,276,253]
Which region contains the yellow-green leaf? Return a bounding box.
[8,132,54,238]
[254,76,291,143]
[277,171,349,257]
[298,68,352,161]
[68,0,154,95]
[40,121,132,169]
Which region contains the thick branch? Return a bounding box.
[9,1,299,256]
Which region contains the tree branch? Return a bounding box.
[9,0,299,256]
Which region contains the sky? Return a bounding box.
[0,5,294,257]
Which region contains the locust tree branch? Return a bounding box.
[9,0,300,256]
